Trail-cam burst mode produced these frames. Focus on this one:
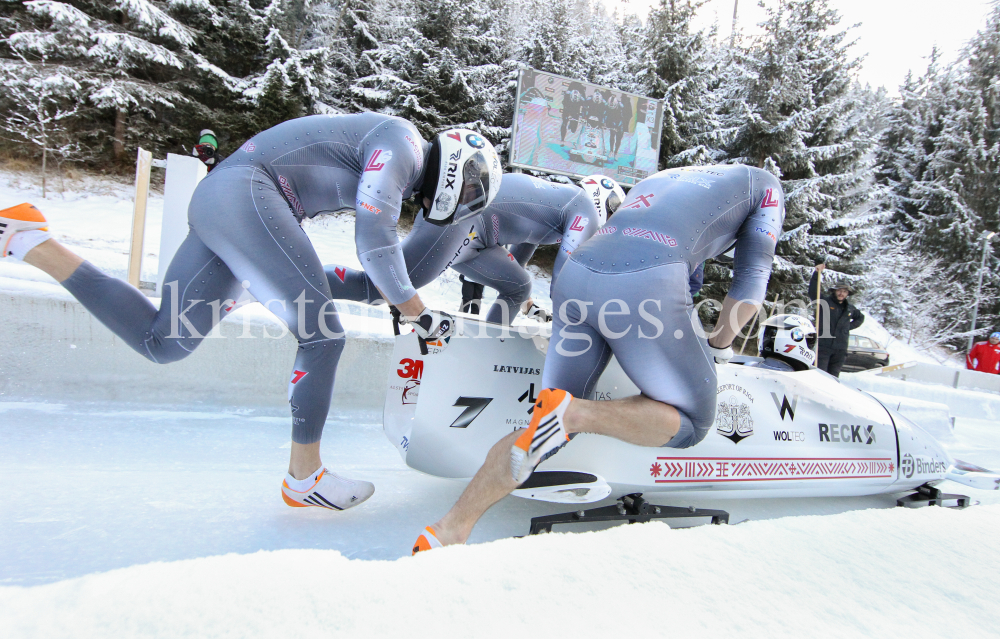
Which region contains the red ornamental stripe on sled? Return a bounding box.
[648,457,895,483]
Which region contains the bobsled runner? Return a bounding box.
[383,315,999,524]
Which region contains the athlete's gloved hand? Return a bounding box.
[521,300,552,323]
[409,308,455,343]
[707,340,734,365]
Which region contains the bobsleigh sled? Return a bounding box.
[383,316,999,527]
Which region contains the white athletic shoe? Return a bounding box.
[281,468,374,510]
[510,388,573,484]
[0,203,48,256]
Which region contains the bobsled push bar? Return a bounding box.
[391,307,430,355]
[896,484,971,509]
[528,493,729,535]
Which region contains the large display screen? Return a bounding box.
[509,68,664,185]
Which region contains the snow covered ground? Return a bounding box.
[1,398,999,638]
[3,166,1000,637]
[854,310,964,368]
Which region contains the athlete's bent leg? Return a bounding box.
[190,167,370,506]
[452,245,532,324]
[19,210,242,364]
[420,268,610,548]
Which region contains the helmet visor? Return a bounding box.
[804,332,817,350]
[606,191,622,216]
[453,151,490,223]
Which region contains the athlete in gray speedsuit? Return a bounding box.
[415,164,786,550]
[9,113,501,511]
[324,173,599,324]
[545,164,785,447]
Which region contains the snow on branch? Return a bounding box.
[88,32,184,70]
[24,1,91,28]
[113,0,195,47]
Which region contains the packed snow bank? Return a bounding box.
[0,276,394,408]
[845,372,1000,421]
[854,311,962,368]
[1,505,996,638]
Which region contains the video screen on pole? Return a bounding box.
[509,68,664,186]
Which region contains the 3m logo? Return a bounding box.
[624,193,655,209]
[569,215,587,232]
[334,266,347,283]
[290,370,308,384]
[364,149,392,172]
[449,397,493,428]
[761,189,780,208]
[397,358,424,380]
[770,392,798,421]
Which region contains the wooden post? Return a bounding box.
[128,147,152,288]
[814,270,823,361]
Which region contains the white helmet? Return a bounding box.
[420,128,502,226]
[579,175,625,226]
[758,314,817,371]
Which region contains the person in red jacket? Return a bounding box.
[967,332,1000,373]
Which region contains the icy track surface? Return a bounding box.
[2,402,1000,637]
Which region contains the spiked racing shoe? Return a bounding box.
[510,388,573,484]
[0,203,48,256]
[411,526,443,555]
[281,468,375,511]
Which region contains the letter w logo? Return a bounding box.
[770,392,797,421]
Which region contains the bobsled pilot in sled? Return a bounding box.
[325,174,626,324]
[0,114,502,514]
[413,164,786,552]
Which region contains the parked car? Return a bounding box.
[843,334,890,372]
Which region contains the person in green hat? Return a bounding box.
[191,129,225,171]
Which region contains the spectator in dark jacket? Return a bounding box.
[808,263,864,377]
[191,129,225,172]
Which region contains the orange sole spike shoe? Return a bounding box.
[510,388,573,484]
[412,526,443,555]
[280,468,375,511]
[0,203,48,256]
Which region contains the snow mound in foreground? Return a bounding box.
[2,505,996,638]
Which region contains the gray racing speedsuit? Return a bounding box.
[59,113,428,444]
[545,164,785,448]
[325,173,598,323]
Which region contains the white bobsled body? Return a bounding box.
[383,318,954,502]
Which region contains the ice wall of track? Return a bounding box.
[0,278,394,410]
[845,371,1000,422]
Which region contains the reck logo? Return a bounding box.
[819,423,876,445]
